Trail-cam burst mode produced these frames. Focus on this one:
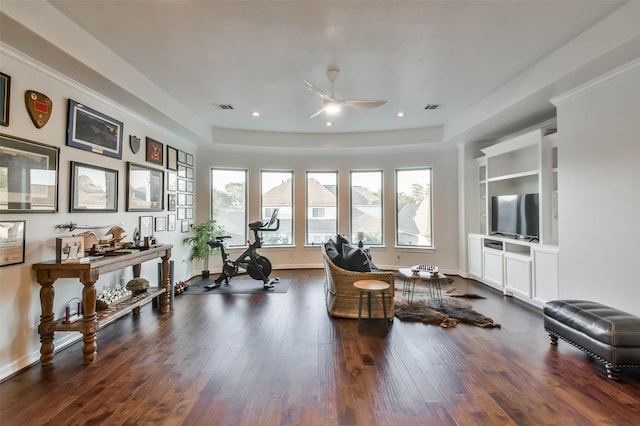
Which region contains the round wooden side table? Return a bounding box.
[353,279,391,322]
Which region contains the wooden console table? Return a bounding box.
[32,244,172,366]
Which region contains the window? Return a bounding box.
[396,168,432,247]
[210,168,247,247]
[350,170,383,245]
[261,171,293,245]
[306,171,337,245]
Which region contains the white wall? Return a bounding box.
[553,59,640,316]
[0,48,198,380]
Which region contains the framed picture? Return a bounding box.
[181,220,190,233]
[126,162,164,211]
[139,215,153,237]
[186,153,193,166]
[167,171,177,192]
[177,178,186,192]
[186,167,194,179]
[177,207,185,220]
[0,133,59,213]
[0,220,25,267]
[186,208,193,219]
[186,193,193,206]
[177,193,186,206]
[66,99,123,159]
[166,145,178,171]
[186,180,193,193]
[167,214,176,231]
[70,162,118,212]
[177,164,186,178]
[177,150,186,164]
[145,137,163,166]
[167,193,176,211]
[0,72,10,127]
[154,216,166,232]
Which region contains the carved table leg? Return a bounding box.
[37,273,56,366]
[80,273,99,365]
[160,249,171,313]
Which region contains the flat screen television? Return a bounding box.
[491,193,539,239]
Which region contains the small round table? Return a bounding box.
[353,279,390,322]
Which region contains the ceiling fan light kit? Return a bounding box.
[305,67,386,119]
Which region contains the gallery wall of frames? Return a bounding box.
[0,49,199,380]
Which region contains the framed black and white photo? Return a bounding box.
[186,193,193,206]
[70,162,117,212]
[167,171,177,192]
[177,164,186,178]
[177,193,186,206]
[177,207,185,220]
[181,220,190,233]
[66,99,123,159]
[0,72,10,127]
[0,133,59,213]
[186,180,193,193]
[177,178,186,192]
[154,216,166,232]
[177,150,186,164]
[186,208,193,219]
[126,162,164,211]
[186,167,194,179]
[0,220,25,267]
[186,153,193,166]
[167,214,176,231]
[139,215,153,237]
[166,145,178,171]
[167,193,176,211]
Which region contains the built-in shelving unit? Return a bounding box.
[469,122,559,308]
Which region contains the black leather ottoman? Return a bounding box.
[543,300,640,379]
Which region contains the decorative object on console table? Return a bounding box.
[0,133,59,213]
[24,90,52,128]
[66,99,123,159]
[145,137,163,166]
[0,220,25,267]
[0,72,10,127]
[183,218,225,278]
[55,236,85,263]
[70,162,118,213]
[126,162,164,211]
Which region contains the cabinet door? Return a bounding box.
[504,253,532,299]
[533,248,559,304]
[468,234,483,278]
[483,249,503,289]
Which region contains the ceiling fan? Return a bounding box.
[304,68,387,119]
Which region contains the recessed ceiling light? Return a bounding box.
[396,111,406,118]
[251,111,260,117]
[325,121,333,127]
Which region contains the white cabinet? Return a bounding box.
[532,246,559,304]
[482,247,504,290]
[504,253,532,299]
[468,233,559,307]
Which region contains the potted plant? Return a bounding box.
[183,218,226,278]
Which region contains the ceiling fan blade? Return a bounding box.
[343,100,387,110]
[308,107,325,119]
[304,80,330,100]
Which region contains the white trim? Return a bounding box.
[550,57,640,106]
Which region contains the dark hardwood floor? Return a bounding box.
[2,269,639,425]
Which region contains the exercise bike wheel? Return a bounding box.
[247,256,272,280]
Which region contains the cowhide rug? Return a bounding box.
[394,278,501,329]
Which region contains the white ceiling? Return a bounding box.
[1,0,637,148]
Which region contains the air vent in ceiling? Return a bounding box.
[212,103,234,110]
[424,104,439,110]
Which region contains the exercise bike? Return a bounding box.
[204,209,280,290]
